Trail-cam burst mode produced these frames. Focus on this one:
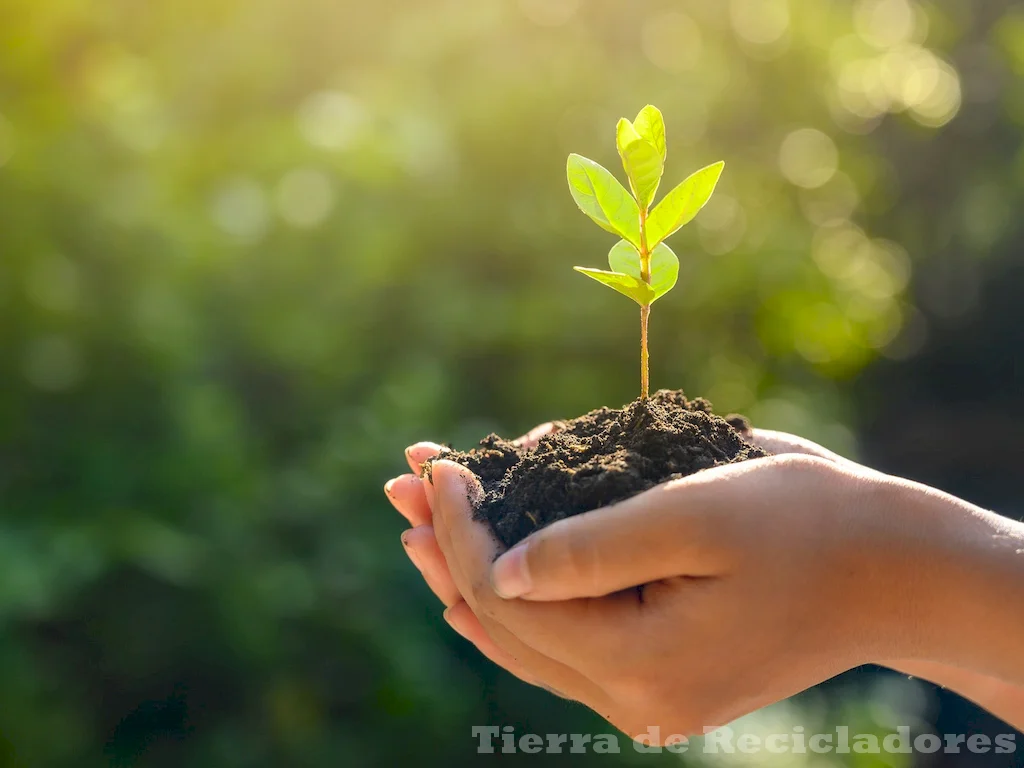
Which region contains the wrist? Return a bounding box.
[869,477,1024,683]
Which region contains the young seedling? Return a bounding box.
[567,105,724,400]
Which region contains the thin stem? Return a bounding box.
[638,207,652,400]
[638,209,651,282]
[640,304,650,400]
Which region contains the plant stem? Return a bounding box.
[638,207,652,400]
[640,304,650,400]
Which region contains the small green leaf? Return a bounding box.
[615,119,663,211]
[566,154,641,248]
[632,105,666,162]
[646,161,724,247]
[607,239,679,302]
[607,239,641,277]
[573,266,655,306]
[615,117,642,152]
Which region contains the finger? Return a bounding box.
[401,525,461,606]
[489,455,818,601]
[443,601,546,688]
[512,422,561,449]
[746,429,844,462]
[405,441,446,475]
[429,463,616,704]
[746,429,873,477]
[401,526,552,693]
[384,474,432,527]
[431,466,674,729]
[430,460,629,674]
[397,519,557,689]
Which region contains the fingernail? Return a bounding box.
[491,543,531,599]
[407,446,431,477]
[443,607,470,640]
[401,532,422,571]
[383,478,397,497]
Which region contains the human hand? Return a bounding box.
[384,422,877,654]
[386,427,905,737]
[385,427,1024,737]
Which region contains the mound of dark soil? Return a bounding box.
[431,389,766,549]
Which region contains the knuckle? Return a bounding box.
[772,452,833,476]
[537,525,601,594]
[776,453,847,495]
[564,531,598,584]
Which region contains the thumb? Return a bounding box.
[746,428,844,463]
[488,463,752,601]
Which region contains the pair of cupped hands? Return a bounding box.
[384,424,1024,740]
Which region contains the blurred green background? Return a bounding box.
[1,0,1022,765]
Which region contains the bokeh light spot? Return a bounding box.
[83,48,166,152]
[779,128,839,189]
[794,302,853,363]
[906,57,961,126]
[697,195,747,255]
[799,171,860,225]
[730,0,790,46]
[642,12,703,73]
[210,178,270,242]
[854,0,917,48]
[276,169,336,229]
[297,91,369,151]
[392,113,455,179]
[833,43,961,128]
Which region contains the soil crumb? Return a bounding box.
[431,389,767,549]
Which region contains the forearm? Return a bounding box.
[881,478,1024,686]
[887,660,1024,731]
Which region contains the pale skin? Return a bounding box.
[383,427,1024,739]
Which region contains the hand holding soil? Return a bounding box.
[385,428,1024,738]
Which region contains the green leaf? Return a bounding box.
[607,239,679,302]
[646,161,724,248]
[615,119,663,211]
[615,117,642,151]
[566,154,641,248]
[632,105,666,162]
[573,266,655,306]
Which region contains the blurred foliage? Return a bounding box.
[0,0,1022,765]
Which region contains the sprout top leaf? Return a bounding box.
[615,118,663,210]
[632,105,667,161]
